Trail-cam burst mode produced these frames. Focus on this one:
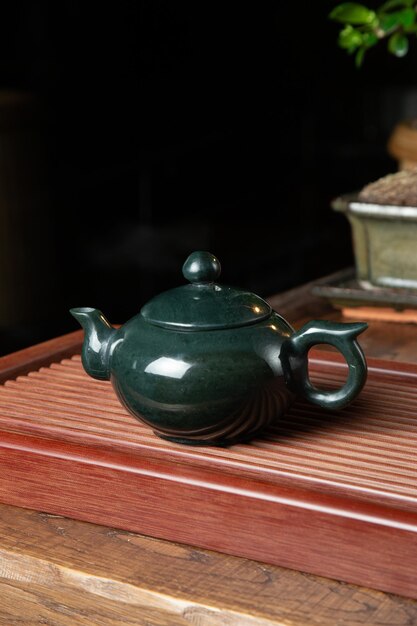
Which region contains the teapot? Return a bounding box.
[70,251,367,446]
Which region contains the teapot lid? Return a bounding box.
[140,251,272,331]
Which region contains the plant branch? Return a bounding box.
[329,1,417,65]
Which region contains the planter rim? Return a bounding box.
[332,193,417,221]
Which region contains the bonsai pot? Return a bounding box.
[332,193,417,290]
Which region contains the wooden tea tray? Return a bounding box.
[1,331,417,599]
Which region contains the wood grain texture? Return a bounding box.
[0,350,417,598]
[1,502,417,626]
[0,582,194,626]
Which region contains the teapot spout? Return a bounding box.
[70,308,117,380]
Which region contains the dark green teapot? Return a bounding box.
[71,251,367,446]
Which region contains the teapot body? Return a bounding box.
[110,312,295,445]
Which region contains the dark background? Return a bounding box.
[0,0,413,354]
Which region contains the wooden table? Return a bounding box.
[1,269,417,625]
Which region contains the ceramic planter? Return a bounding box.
[333,194,417,290]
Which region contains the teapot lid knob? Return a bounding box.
[182,251,221,284]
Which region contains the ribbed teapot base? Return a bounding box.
[152,383,294,447]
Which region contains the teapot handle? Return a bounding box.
[280,320,367,410]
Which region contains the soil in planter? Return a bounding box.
[359,168,417,206]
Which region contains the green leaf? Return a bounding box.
[397,7,416,26]
[362,32,378,47]
[388,31,410,55]
[379,0,415,11]
[379,13,397,30]
[355,46,367,66]
[339,25,363,49]
[380,8,416,31]
[329,3,377,24]
[380,9,416,30]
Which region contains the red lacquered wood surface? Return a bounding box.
[0,346,417,599]
[0,329,83,383]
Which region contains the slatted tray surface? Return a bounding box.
[1,353,417,510]
[1,350,417,599]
